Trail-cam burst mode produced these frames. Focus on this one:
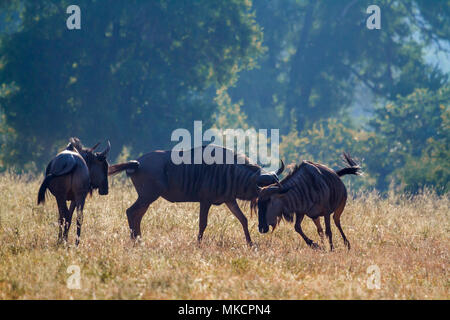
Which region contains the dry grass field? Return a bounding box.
[0,172,448,299]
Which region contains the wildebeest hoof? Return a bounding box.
[310,242,321,250]
[130,236,143,247]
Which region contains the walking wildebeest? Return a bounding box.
[108,145,284,246]
[37,137,110,245]
[257,153,361,250]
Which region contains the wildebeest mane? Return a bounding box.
[68,137,105,167]
[168,145,261,201]
[68,137,85,153]
[273,161,340,222]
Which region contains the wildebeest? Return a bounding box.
[37,137,110,245]
[108,145,284,246]
[257,153,361,250]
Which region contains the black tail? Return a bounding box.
[336,152,362,177]
[37,174,55,205]
[108,160,140,176]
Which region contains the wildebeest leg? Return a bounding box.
[225,200,252,247]
[333,199,350,250]
[294,212,319,249]
[56,196,69,244]
[312,217,324,248]
[126,195,157,240]
[62,201,76,242]
[75,197,86,246]
[324,214,334,251]
[197,202,211,243]
[312,217,324,241]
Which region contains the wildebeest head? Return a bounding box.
[255,160,285,187]
[257,184,291,233]
[69,138,111,195]
[88,141,110,195]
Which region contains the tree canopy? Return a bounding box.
[0,0,449,193]
[0,0,263,167]
[230,0,448,132]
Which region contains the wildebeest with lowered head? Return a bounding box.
[37,137,110,245]
[108,145,284,246]
[257,153,361,250]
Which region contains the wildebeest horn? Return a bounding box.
[258,184,290,200]
[275,159,285,176]
[256,173,279,187]
[256,160,284,187]
[99,140,111,157]
[90,142,101,152]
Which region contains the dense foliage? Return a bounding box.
[0,0,449,193]
[0,0,263,168]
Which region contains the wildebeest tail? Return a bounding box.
[335,152,362,177]
[37,174,54,205]
[108,160,140,176]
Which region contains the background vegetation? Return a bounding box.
[0,0,449,194]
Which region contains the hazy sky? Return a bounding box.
[425,47,450,73]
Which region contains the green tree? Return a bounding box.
[367,86,449,192]
[0,0,263,169]
[230,0,449,132]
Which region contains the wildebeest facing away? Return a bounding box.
[108,145,284,246]
[257,153,361,250]
[37,137,110,245]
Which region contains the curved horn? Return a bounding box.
[98,140,111,157]
[258,185,282,200]
[256,173,279,187]
[275,159,285,176]
[90,142,101,152]
[259,184,291,200]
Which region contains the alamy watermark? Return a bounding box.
[366,5,381,30]
[65,4,381,31]
[66,264,81,290]
[66,5,81,30]
[366,264,381,289]
[171,121,280,172]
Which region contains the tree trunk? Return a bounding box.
[286,0,317,131]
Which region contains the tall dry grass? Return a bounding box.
[0,172,448,299]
